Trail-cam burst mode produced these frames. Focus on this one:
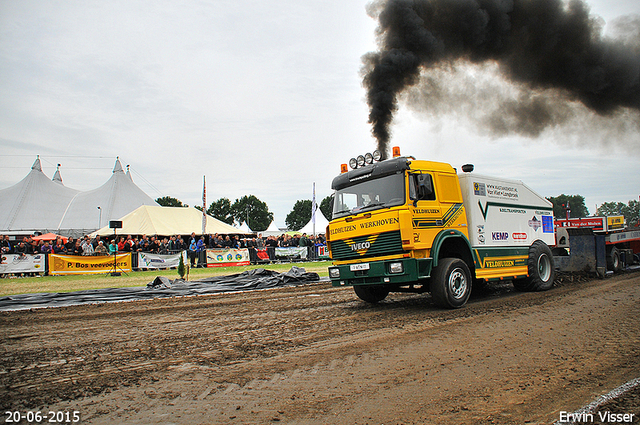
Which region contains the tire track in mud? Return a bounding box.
[1,272,639,422]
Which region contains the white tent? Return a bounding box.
[0,157,79,234]
[57,159,158,235]
[90,205,252,237]
[262,217,285,236]
[0,157,160,238]
[236,221,253,234]
[298,210,330,235]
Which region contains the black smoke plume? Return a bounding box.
[362,0,640,157]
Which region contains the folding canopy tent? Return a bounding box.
[298,211,330,235]
[32,233,68,243]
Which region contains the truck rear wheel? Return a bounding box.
[353,285,389,303]
[513,241,555,292]
[606,246,621,272]
[430,258,471,309]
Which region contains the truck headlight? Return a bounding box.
[389,262,403,274]
[329,268,340,278]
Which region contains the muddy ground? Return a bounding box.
[1,271,639,424]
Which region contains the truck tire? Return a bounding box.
[430,258,472,309]
[606,246,621,273]
[353,285,389,303]
[513,241,555,292]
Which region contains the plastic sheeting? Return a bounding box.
[0,267,321,311]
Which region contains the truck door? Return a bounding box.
[409,173,440,248]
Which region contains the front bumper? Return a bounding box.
[329,257,432,287]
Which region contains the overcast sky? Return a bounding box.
[1,0,639,228]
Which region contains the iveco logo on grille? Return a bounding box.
[350,242,371,251]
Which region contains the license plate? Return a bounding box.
[350,263,370,271]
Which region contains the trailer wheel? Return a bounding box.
[430,258,472,309]
[353,285,389,303]
[606,247,621,273]
[513,241,555,292]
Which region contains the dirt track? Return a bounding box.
[1,272,639,424]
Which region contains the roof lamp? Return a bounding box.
[349,158,358,169]
[392,146,401,158]
[372,150,382,161]
[364,152,373,164]
[356,155,365,167]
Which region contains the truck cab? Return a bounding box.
[327,148,556,308]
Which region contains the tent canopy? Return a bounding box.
[90,205,252,237]
[0,157,79,233]
[297,210,330,235]
[0,157,158,238]
[32,233,68,243]
[58,159,158,233]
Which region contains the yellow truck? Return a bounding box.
[326,147,556,308]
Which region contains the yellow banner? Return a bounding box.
[49,254,132,275]
[607,215,625,230]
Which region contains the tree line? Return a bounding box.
[157,193,638,231]
[546,195,639,227]
[156,195,334,232]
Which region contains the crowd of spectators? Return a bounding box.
[0,232,327,257]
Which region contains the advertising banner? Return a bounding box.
[206,249,250,267]
[49,254,132,275]
[0,254,46,275]
[316,245,329,259]
[275,247,308,259]
[138,251,186,269]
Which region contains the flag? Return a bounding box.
[202,176,206,234]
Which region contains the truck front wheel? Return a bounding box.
[353,285,389,303]
[430,258,472,309]
[513,241,555,292]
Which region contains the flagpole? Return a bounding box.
[312,182,316,237]
[202,176,206,235]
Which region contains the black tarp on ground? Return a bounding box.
[0,267,321,311]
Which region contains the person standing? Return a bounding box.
[188,237,197,267]
[81,237,94,256]
[108,239,118,255]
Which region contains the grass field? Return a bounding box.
[0,261,331,297]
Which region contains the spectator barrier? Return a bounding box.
[0,245,330,276]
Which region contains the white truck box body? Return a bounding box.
[458,173,555,249]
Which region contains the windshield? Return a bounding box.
[332,172,405,219]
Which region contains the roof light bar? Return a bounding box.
[346,150,384,170]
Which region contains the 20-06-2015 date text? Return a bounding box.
[5,411,80,423]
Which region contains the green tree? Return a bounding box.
[546,194,589,219]
[156,196,185,207]
[597,200,639,227]
[231,195,273,231]
[320,195,334,221]
[177,253,186,280]
[286,200,312,231]
[207,198,234,225]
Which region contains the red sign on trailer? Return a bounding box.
[555,217,606,232]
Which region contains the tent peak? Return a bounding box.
[113,157,124,174]
[31,156,42,172]
[52,164,63,185]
